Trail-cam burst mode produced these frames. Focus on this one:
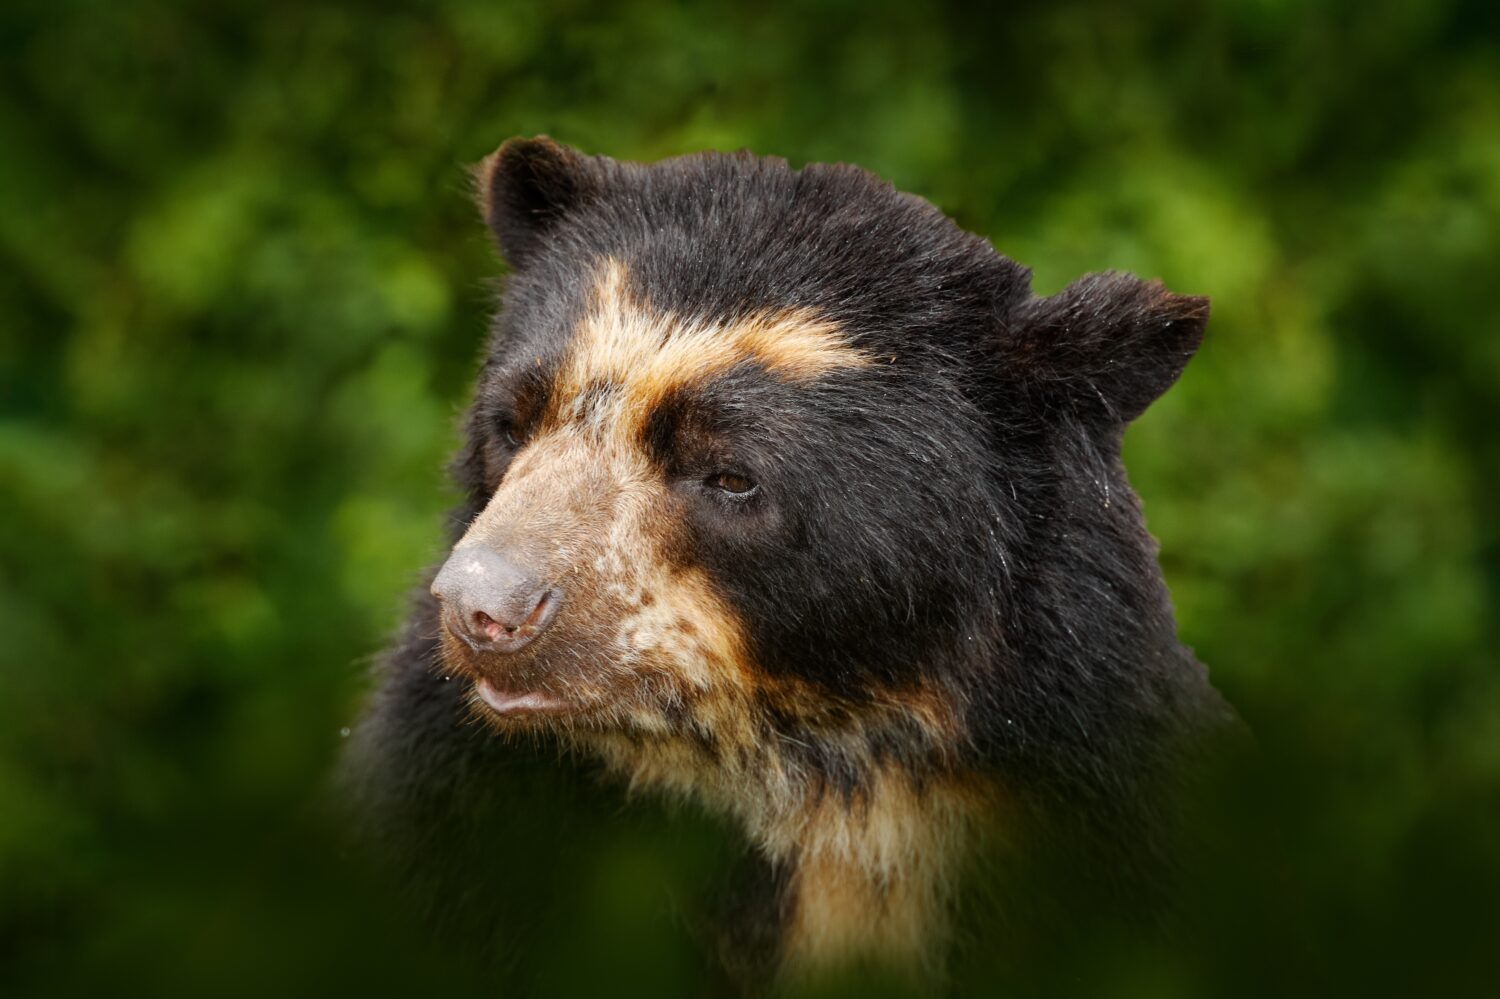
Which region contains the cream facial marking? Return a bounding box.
[547,257,872,433]
[447,416,762,720]
[440,255,978,972]
[447,255,873,718]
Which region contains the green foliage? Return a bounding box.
[2,1,1497,995]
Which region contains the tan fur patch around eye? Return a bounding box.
[551,258,870,428]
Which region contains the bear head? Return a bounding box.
[427,136,1211,967]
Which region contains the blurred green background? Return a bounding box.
[2,0,1497,995]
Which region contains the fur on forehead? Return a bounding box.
[478,138,1031,371]
[479,138,1208,436]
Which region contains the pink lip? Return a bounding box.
[474,678,567,715]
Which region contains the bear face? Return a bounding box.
[441,141,1026,768]
[395,136,1226,976]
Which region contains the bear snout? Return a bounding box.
[431,545,563,655]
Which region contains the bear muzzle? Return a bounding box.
[431,545,564,656]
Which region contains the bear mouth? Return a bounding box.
[472,677,571,717]
[439,624,683,729]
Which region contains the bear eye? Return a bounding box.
[499,418,526,448]
[706,471,757,497]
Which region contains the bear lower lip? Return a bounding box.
[474,678,567,715]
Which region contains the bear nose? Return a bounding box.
[430,546,561,654]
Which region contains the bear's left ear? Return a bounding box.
[1004,271,1209,427]
[474,136,600,269]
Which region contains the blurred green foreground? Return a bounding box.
[2,1,1498,995]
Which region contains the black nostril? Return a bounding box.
[432,546,561,653]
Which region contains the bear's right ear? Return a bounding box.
[474,136,598,269]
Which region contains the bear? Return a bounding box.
[340,136,1239,989]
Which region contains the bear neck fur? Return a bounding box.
[585,720,993,977]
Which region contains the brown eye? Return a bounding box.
[500,419,525,448]
[707,472,756,496]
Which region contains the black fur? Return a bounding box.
[343,137,1237,982]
